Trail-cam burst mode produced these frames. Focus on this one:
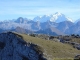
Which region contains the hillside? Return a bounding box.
[0,32,46,60]
[19,33,80,60]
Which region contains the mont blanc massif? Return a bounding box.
[0,12,80,35]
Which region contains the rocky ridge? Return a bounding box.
[0,32,46,60]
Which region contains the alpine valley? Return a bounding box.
[0,12,80,35]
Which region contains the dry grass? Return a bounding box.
[71,38,80,43]
[16,33,80,60]
[53,58,74,60]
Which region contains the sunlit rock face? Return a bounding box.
[0,32,46,60]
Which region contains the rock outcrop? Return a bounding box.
[0,32,46,60]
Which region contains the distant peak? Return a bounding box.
[67,17,74,22]
[50,12,65,18]
[55,12,62,15]
[33,12,73,23]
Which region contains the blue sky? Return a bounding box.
[0,0,80,21]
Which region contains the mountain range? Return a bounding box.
[0,12,80,35]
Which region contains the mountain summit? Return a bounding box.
[33,12,73,23]
[50,12,73,23]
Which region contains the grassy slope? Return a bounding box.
[71,38,80,43]
[19,33,80,60]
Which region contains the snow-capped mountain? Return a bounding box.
[0,12,80,35]
[50,12,73,23]
[33,12,73,23]
[33,15,50,22]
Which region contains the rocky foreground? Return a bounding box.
[0,32,46,60]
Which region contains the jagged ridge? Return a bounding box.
[0,32,46,60]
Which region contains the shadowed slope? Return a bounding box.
[0,32,46,60]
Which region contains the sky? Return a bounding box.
[0,0,80,21]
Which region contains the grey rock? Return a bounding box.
[0,32,46,60]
